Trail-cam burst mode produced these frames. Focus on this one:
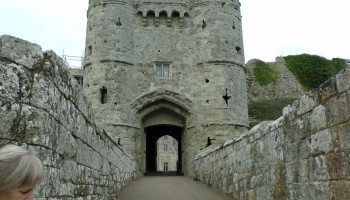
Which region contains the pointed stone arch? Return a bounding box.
[131,88,193,119]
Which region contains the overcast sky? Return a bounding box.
[1,0,349,67]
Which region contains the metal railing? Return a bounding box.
[62,51,84,68]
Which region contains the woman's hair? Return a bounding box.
[0,144,44,193]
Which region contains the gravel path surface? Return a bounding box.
[116,176,231,200]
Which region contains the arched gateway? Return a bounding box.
[133,89,191,174]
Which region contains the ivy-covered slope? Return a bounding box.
[284,54,348,90]
[247,54,348,128]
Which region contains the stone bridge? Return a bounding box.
[1,35,350,199]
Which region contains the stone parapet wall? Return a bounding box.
[0,35,136,199]
[193,66,350,199]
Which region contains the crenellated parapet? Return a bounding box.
[136,7,190,27]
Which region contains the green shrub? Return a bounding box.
[330,58,347,76]
[284,54,347,90]
[253,60,279,86]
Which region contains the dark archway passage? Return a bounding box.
[144,125,183,175]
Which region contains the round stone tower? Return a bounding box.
[83,0,248,175]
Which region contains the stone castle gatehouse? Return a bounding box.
[83,0,248,175]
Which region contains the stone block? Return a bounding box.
[0,35,43,68]
[250,173,270,189]
[57,128,77,158]
[0,99,17,138]
[325,92,349,126]
[36,166,60,195]
[282,104,297,121]
[337,122,350,150]
[37,147,61,168]
[60,161,79,183]
[255,186,272,200]
[287,184,302,200]
[284,118,307,143]
[317,76,338,104]
[336,67,350,93]
[28,110,59,148]
[285,140,310,162]
[307,129,334,155]
[297,93,316,116]
[308,156,329,181]
[325,152,350,180]
[30,74,54,111]
[286,160,309,184]
[0,62,25,101]
[310,105,326,133]
[330,181,350,200]
[300,182,333,200]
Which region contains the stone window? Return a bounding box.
[156,64,170,78]
[163,162,168,171]
[164,144,168,152]
[100,87,107,104]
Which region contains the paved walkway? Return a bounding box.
[116,176,231,200]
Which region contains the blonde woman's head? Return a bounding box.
[0,144,44,193]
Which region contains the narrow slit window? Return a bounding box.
[100,87,107,104]
[88,45,92,55]
[202,20,206,29]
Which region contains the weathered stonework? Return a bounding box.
[83,0,248,175]
[0,35,136,199]
[193,66,350,199]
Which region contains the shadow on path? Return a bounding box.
[144,171,183,176]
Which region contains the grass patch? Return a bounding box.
[252,59,279,86]
[248,98,296,128]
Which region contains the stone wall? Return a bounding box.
[193,66,350,199]
[0,35,136,199]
